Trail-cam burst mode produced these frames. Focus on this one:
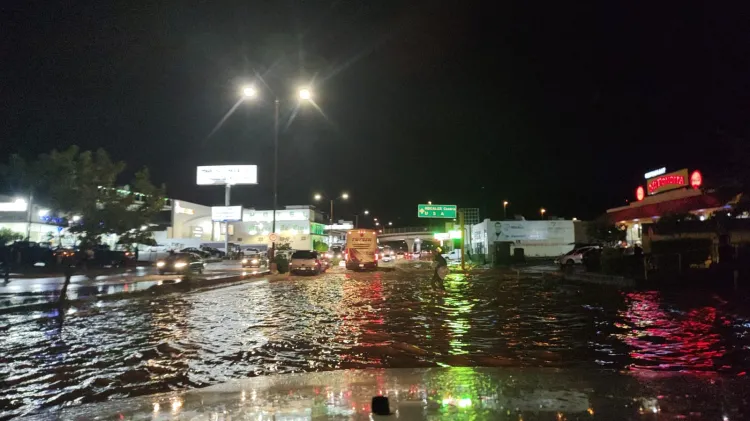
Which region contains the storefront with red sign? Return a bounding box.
[605,168,728,245]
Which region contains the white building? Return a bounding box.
[470,219,579,259]
[229,205,328,251]
[0,195,64,243]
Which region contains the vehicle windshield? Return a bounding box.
[291,250,316,259]
[4,4,749,419]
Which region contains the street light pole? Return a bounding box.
[330,199,334,225]
[503,200,508,220]
[241,85,312,270]
[271,97,279,266]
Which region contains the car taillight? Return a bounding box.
[374,253,379,261]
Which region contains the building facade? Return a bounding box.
[229,206,328,251]
[470,219,579,258]
[605,168,727,246]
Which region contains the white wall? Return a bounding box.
[170,199,215,240]
[471,219,577,258]
[230,220,315,250]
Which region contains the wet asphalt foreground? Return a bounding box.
[3,263,750,418]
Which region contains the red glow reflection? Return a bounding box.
[619,291,725,375]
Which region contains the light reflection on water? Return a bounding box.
[2,269,750,418]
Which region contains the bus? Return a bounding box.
[345,229,378,271]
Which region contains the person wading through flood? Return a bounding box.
[432,247,448,291]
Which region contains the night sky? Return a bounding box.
[2,1,749,225]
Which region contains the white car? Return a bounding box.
[555,246,598,266]
[289,250,325,275]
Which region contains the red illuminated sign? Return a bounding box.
[636,186,645,201]
[646,168,689,195]
[690,170,703,189]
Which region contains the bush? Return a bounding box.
[274,254,289,273]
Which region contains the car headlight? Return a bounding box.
[241,259,248,264]
[156,261,165,267]
[251,259,258,264]
[174,262,187,268]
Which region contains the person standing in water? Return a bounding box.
[432,247,448,290]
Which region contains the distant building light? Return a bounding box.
[0,198,28,212]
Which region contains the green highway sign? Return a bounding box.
[417,204,457,219]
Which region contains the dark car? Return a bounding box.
[241,253,267,269]
[582,248,602,272]
[180,247,211,258]
[200,246,225,258]
[156,253,205,275]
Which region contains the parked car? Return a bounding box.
[200,245,225,258]
[289,250,325,275]
[241,252,267,269]
[156,252,205,275]
[555,246,599,266]
[180,247,211,258]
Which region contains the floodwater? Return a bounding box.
[2,266,750,418]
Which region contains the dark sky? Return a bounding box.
[2,1,750,225]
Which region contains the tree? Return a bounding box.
[0,228,23,245]
[586,217,626,246]
[2,146,166,249]
[313,239,328,252]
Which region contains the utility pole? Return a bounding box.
[224,184,231,258]
[459,210,466,271]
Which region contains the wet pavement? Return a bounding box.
[2,265,750,418]
[0,261,266,309]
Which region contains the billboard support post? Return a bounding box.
[196,165,258,259]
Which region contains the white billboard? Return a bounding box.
[197,165,257,185]
[211,206,243,222]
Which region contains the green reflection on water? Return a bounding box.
[443,272,474,355]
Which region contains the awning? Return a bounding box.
[606,193,725,223]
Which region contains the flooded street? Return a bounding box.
[3,266,750,418]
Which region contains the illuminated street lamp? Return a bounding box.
[241,84,314,266]
[314,192,349,224]
[375,222,380,226]
[540,208,546,219]
[388,221,393,226]
[242,86,257,98]
[503,200,509,220]
[364,210,369,215]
